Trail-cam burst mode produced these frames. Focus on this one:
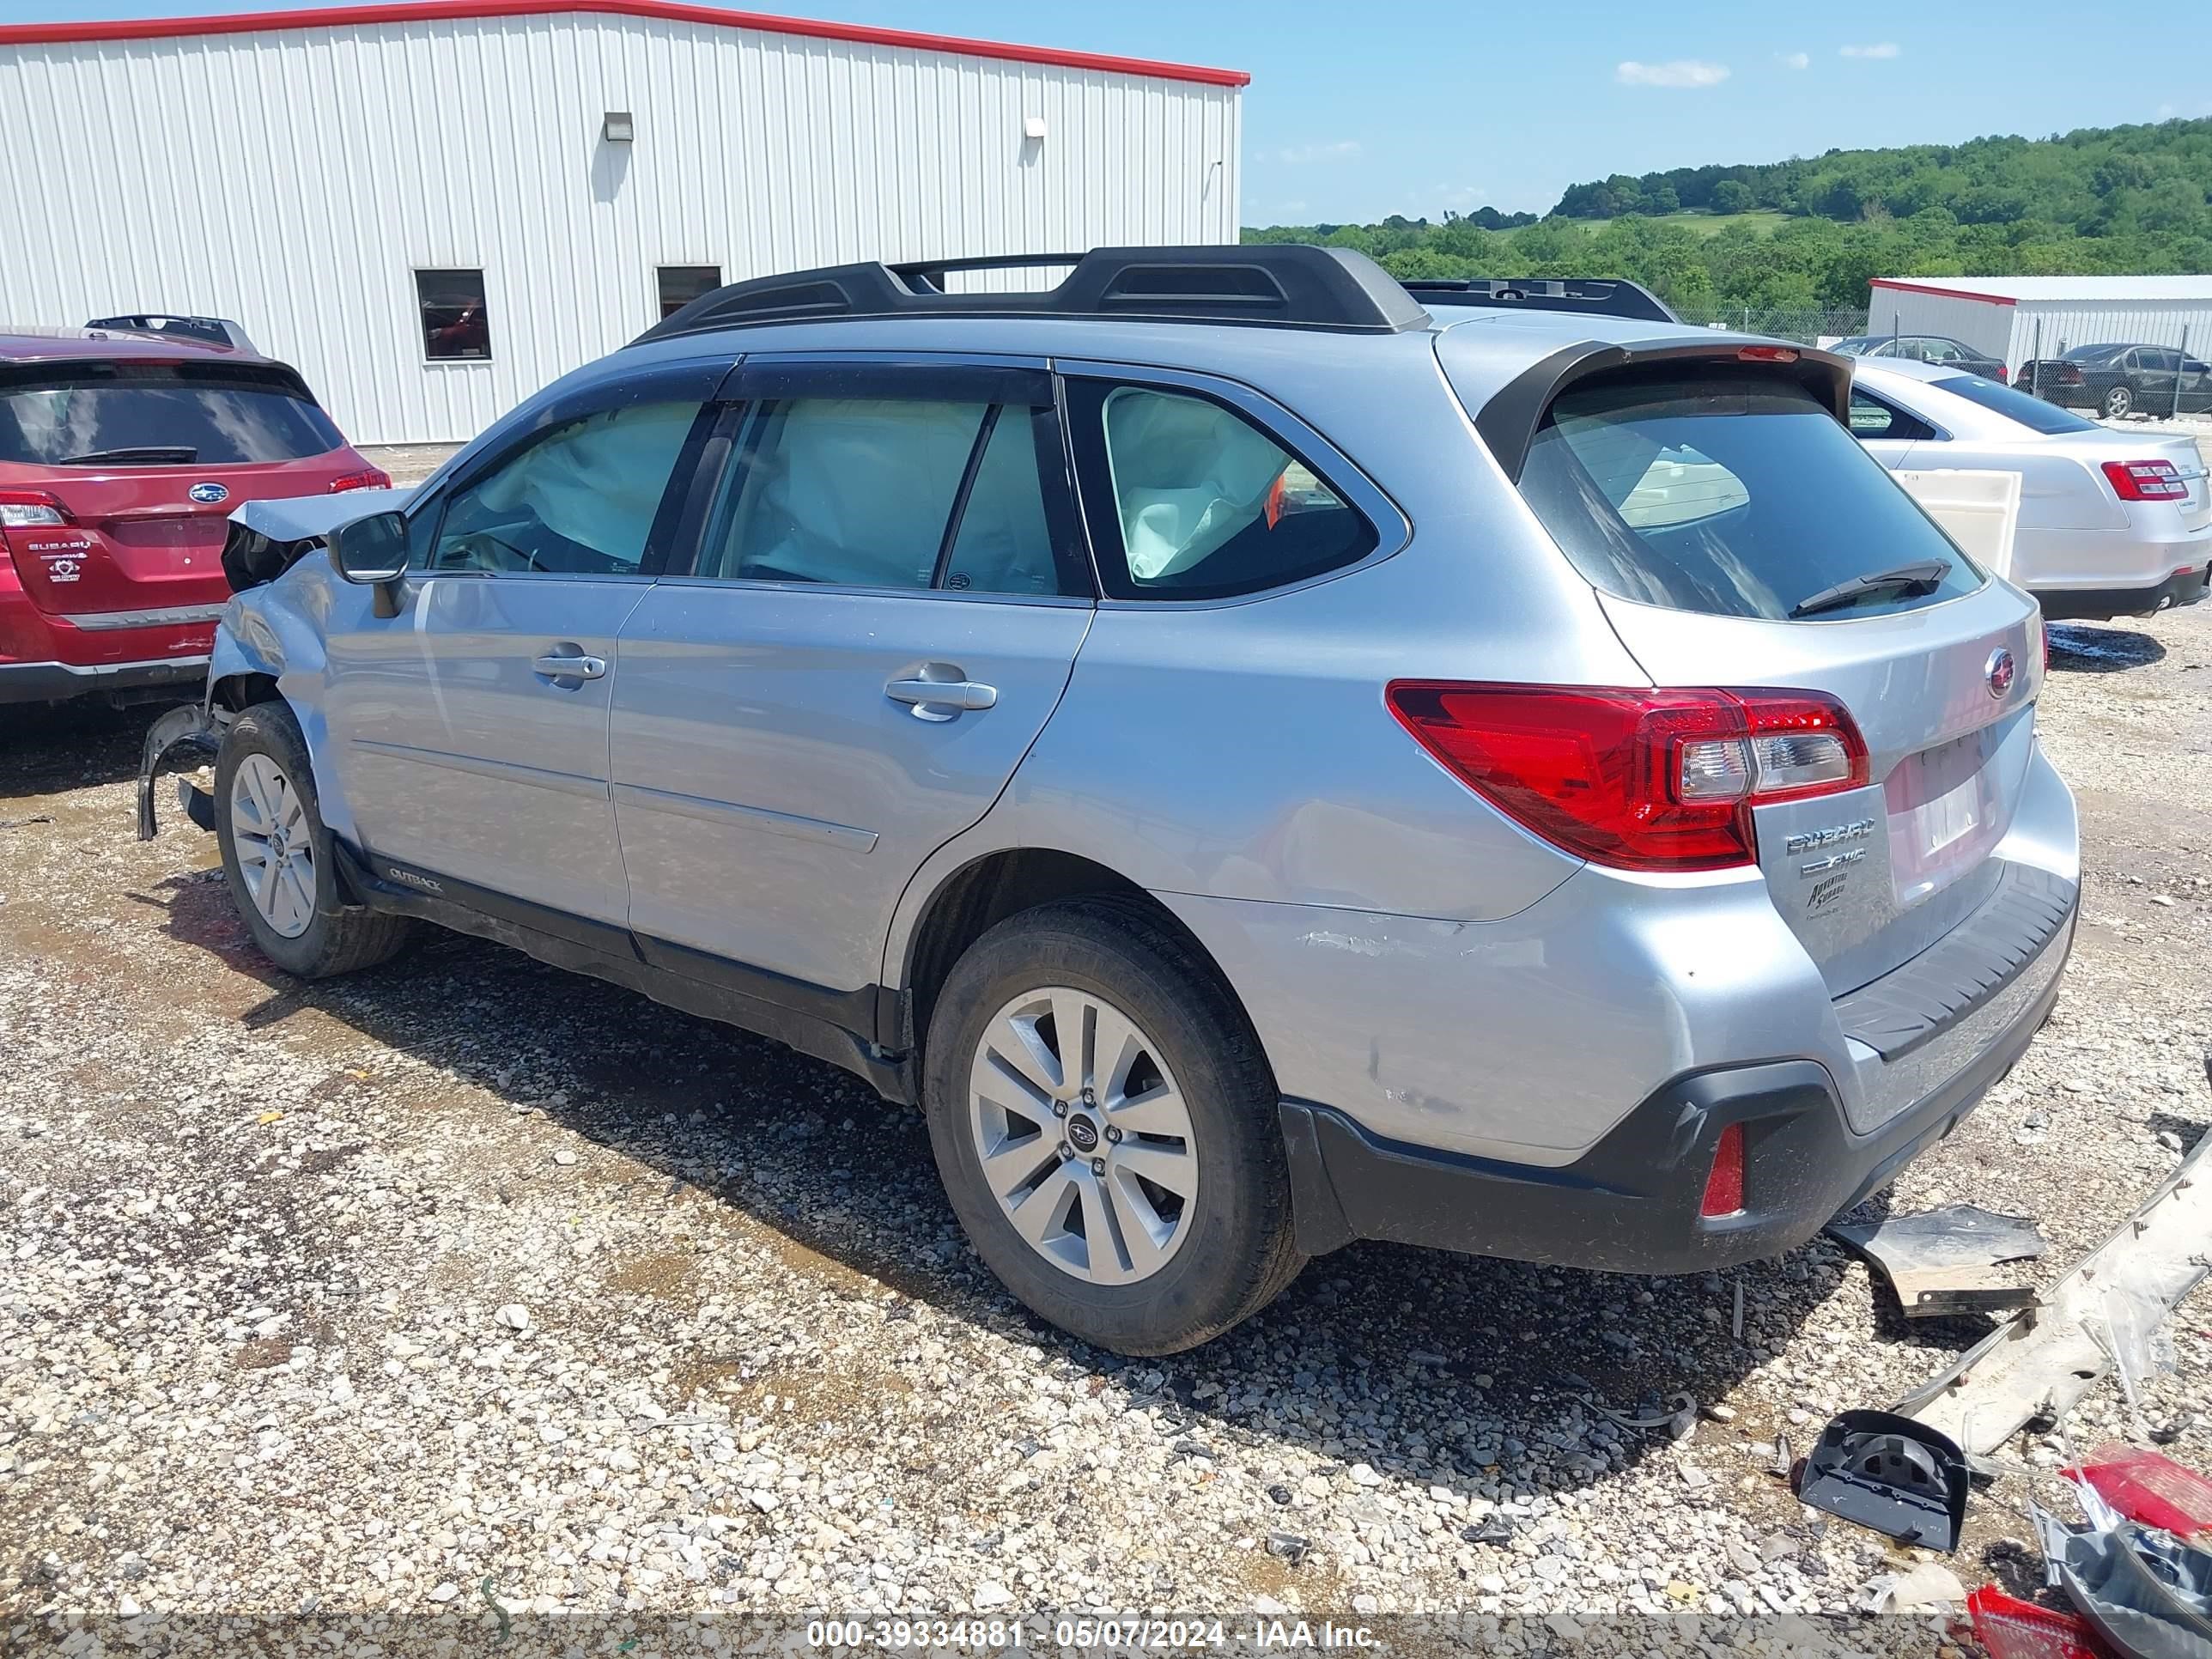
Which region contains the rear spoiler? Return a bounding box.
[85,313,258,352]
[221,488,412,592]
[1402,277,1679,325]
[1474,338,1853,483]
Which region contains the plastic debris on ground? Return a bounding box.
[1794,1408,1970,1552]
[2066,1444,2212,1545]
[1826,1202,2046,1318]
[1897,1128,2212,1456]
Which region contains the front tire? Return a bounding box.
[923,901,1304,1354]
[2100,384,2134,419]
[215,701,414,978]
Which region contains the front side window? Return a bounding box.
[423,399,701,574]
[0,363,343,465]
[1520,374,1984,621]
[1073,383,1377,600]
[417,269,490,361]
[700,396,1067,597]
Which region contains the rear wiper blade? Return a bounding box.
[1791,559,1951,618]
[56,446,198,465]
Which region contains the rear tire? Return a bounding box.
[215,701,414,978]
[922,900,1304,1355]
[2100,385,2133,419]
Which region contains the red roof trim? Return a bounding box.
[0,0,1251,86]
[1869,278,2017,307]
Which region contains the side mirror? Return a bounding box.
[327,511,409,584]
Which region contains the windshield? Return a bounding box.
[2061,344,2128,363]
[1831,337,1881,355]
[0,363,343,466]
[1929,372,2101,434]
[1519,374,1984,621]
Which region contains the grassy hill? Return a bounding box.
[1244,118,2212,319]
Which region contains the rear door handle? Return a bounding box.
[533,652,607,681]
[885,674,997,720]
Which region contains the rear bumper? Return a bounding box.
[2034,560,2211,621]
[0,654,210,704]
[1280,890,2075,1273]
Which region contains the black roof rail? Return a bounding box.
[1400,277,1679,325]
[85,313,258,352]
[633,245,1432,344]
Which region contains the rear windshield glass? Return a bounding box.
[2062,344,2126,363]
[1519,374,1984,621]
[0,364,343,466]
[1930,372,2100,434]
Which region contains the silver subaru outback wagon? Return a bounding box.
[153,246,2078,1356]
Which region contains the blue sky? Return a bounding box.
[7,0,2210,222]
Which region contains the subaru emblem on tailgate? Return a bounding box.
[187,482,229,505]
[1984,647,2014,700]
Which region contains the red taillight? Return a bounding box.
[329,468,393,493]
[2101,459,2188,501]
[1993,366,2008,384]
[2056,364,2082,385]
[1737,345,1797,363]
[0,489,72,528]
[1701,1123,1746,1217]
[1385,683,1869,873]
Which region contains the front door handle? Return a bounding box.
[885,672,997,721]
[533,652,607,681]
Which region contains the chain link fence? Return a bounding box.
[1669,305,1869,343]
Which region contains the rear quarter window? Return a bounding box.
[0,362,344,465]
[1518,374,1984,621]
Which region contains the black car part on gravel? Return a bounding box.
[1796,1409,1971,1553]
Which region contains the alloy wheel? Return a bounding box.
[967,986,1199,1285]
[230,752,317,939]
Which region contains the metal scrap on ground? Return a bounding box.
[1896,1130,2212,1457]
[1826,1203,2048,1319]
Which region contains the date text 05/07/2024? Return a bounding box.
[804,1619,1379,1650]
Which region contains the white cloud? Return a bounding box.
[1615,59,1731,88]
[1273,140,1361,165]
[1434,184,1489,210]
[1840,42,1901,58]
[1777,50,1810,70]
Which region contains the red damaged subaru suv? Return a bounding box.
[2,325,386,705]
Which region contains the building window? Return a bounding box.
[657,265,721,319]
[416,269,490,361]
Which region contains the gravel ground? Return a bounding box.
[2,602,2209,1641]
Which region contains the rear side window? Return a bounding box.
[1848,392,1937,442]
[700,396,1070,597]
[1929,373,2100,434]
[1069,382,1378,600]
[1520,374,1984,621]
[0,363,343,465]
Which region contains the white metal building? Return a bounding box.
[1867,276,2212,377]
[0,0,1246,443]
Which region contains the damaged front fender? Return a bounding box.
[135,702,221,841]
[221,486,413,592]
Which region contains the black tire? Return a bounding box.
[214,701,415,978]
[922,899,1304,1355]
[2100,384,2133,419]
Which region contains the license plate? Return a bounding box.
[1887,729,2002,906]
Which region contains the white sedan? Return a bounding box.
[1849,357,2211,620]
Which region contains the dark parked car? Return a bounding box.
[2015,343,2212,420]
[1832,333,2008,383]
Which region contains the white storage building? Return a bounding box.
[0,0,1246,443]
[1867,276,2212,379]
